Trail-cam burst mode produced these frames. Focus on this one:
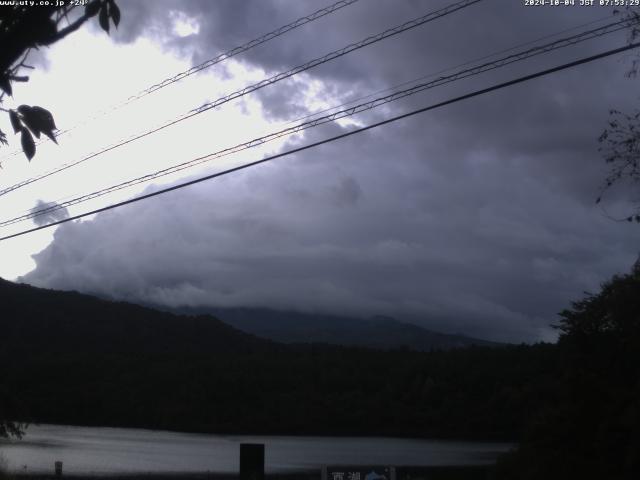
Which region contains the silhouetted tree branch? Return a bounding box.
[0,0,120,163]
[495,258,640,479]
[597,7,640,221]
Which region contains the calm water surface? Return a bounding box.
[0,424,512,474]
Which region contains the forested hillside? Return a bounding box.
[173,306,499,351]
[0,278,556,440]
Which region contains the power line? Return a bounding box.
[124,0,360,103]
[0,0,482,198]
[2,9,622,221]
[2,41,637,242]
[188,0,482,116]
[0,0,361,162]
[5,10,617,224]
[4,16,635,227]
[283,13,618,128]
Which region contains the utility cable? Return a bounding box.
[283,13,617,127]
[0,0,361,161]
[3,16,635,228]
[126,0,360,103]
[1,41,637,242]
[0,0,482,198]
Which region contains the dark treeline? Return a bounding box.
[496,263,640,479]
[3,342,558,440]
[0,278,556,440]
[2,266,639,479]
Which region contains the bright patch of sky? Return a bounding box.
[171,12,200,38]
[0,24,339,279]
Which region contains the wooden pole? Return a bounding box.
[240,443,264,480]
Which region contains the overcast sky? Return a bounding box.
[1,0,639,343]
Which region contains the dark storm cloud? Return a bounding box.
[22,0,640,342]
[252,76,314,121]
[110,0,632,108]
[29,200,70,227]
[22,117,640,343]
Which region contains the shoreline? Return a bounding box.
[5,465,494,480]
[8,422,517,445]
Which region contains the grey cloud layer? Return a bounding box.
[30,200,70,227]
[22,0,640,342]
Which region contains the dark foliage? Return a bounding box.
[495,261,640,479]
[597,108,640,221]
[0,0,119,162]
[0,278,558,441]
[596,7,640,220]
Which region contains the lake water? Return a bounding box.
[0,424,512,474]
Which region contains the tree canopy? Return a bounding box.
[596,7,640,221]
[0,0,120,163]
[497,259,640,479]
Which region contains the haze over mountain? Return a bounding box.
[170,306,501,350]
[1,275,496,352]
[12,0,640,346]
[0,277,552,439]
[0,277,272,356]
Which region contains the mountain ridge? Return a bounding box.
[0,277,275,355]
[0,277,552,440]
[164,305,502,351]
[1,277,499,352]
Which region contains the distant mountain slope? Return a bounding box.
[173,307,501,350]
[0,277,553,440]
[0,277,273,356]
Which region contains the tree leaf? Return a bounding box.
[109,0,121,28]
[20,128,35,161]
[30,106,57,130]
[17,105,57,142]
[99,4,110,33]
[85,0,101,17]
[9,110,22,133]
[18,105,41,138]
[0,129,7,146]
[43,130,58,144]
[18,105,41,139]
[32,106,58,144]
[0,75,12,97]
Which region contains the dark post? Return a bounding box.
[54,461,63,477]
[240,443,264,480]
